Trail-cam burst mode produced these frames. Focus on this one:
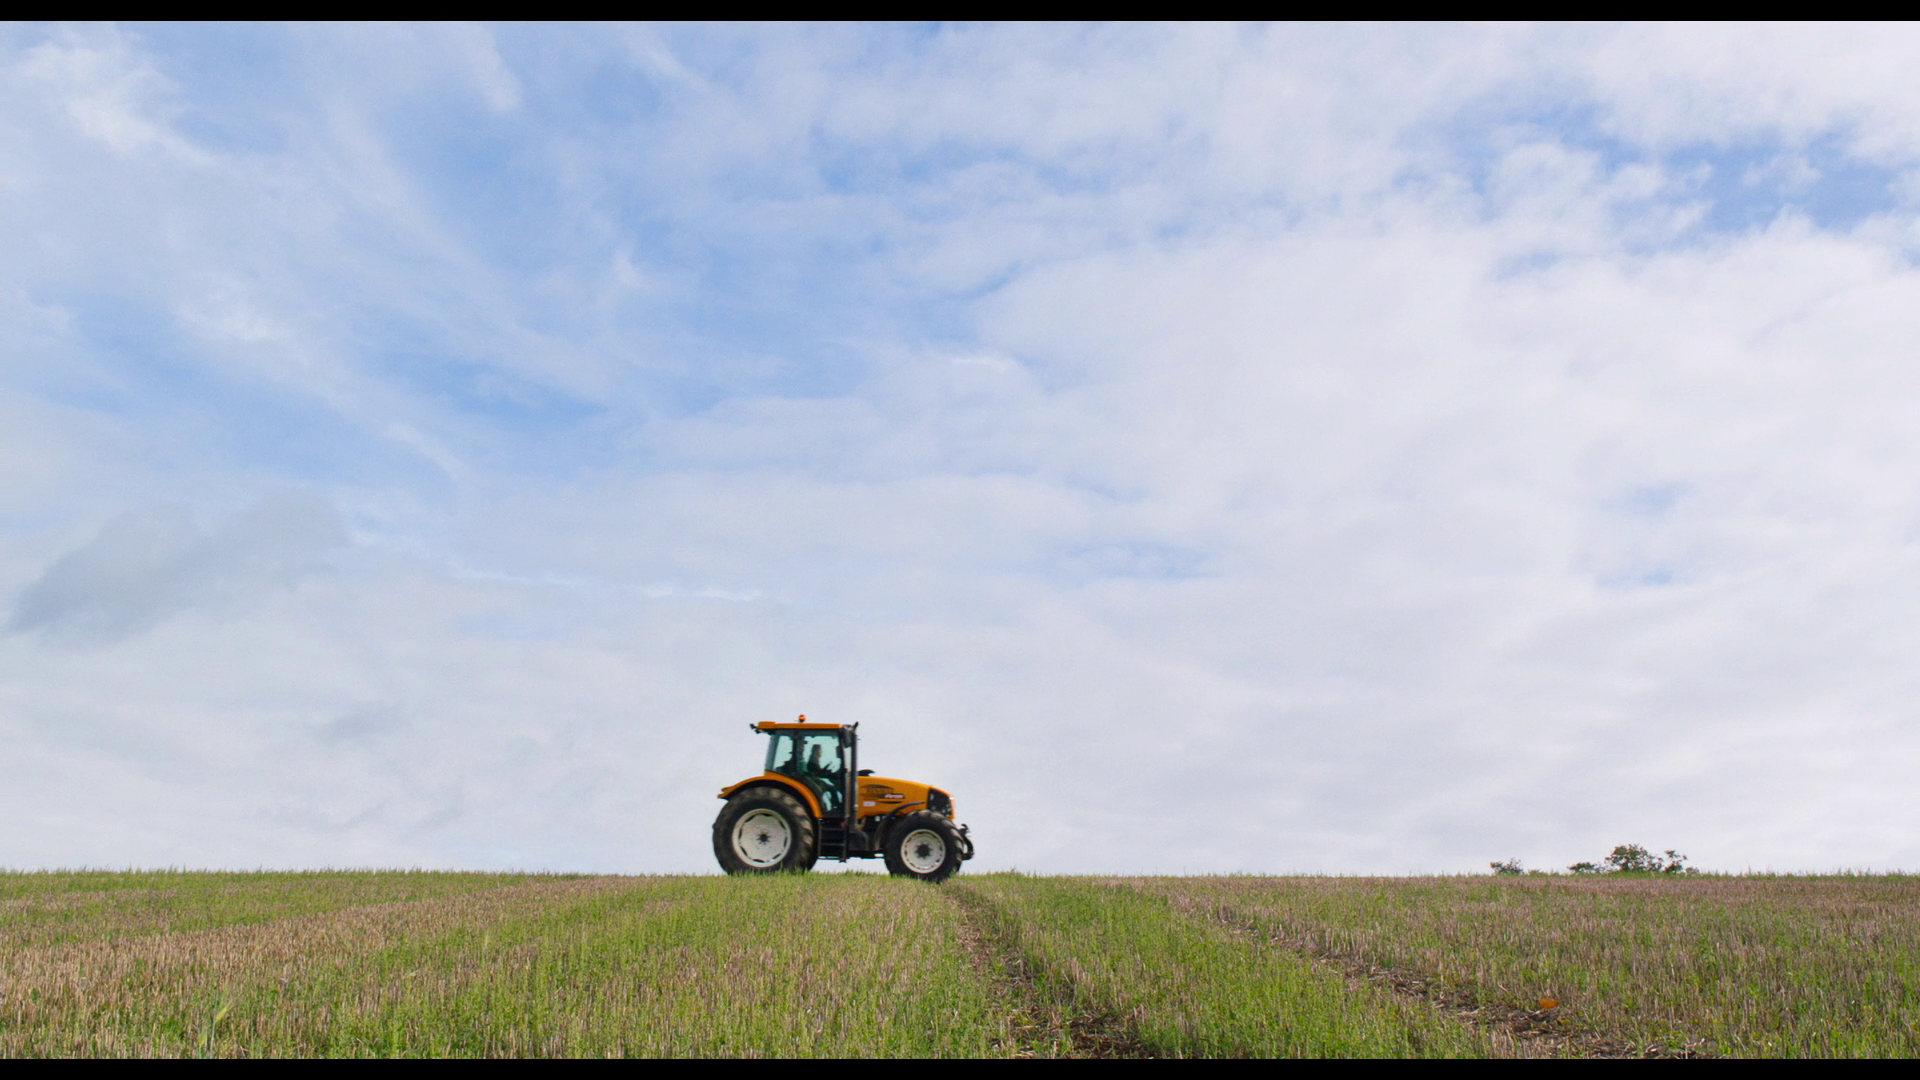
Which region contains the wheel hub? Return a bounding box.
[900,828,946,875]
[732,808,792,867]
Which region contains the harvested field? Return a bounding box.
[951,877,1495,1057]
[1131,874,1920,1057]
[4,870,1916,1057]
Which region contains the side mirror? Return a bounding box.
[857,769,874,776]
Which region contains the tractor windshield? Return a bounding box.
[764,730,846,815]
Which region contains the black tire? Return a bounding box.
[882,811,965,882]
[713,787,817,874]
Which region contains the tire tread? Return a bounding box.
[881,810,964,882]
[713,786,817,874]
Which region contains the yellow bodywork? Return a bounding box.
[715,772,952,826]
[853,776,944,822]
[717,720,955,826]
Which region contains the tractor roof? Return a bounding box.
[755,720,845,731]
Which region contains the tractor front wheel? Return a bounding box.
[713,788,817,874]
[882,811,964,882]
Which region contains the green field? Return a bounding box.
[5,870,1917,1057]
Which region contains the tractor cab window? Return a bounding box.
[765,730,846,815]
[765,731,797,774]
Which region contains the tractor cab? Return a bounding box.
[712,715,973,881]
[761,722,849,815]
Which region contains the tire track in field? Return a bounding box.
[1142,887,1708,1059]
[943,883,1153,1058]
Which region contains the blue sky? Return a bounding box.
[6,23,1920,873]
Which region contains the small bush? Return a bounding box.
[1488,859,1524,876]
[1566,844,1697,875]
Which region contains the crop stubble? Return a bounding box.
[2,875,625,1056]
[6,870,1917,1056]
[1135,874,1920,1057]
[944,881,1144,1057]
[3,872,1004,1057]
[953,876,1495,1057]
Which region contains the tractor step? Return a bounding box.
[819,823,848,860]
[817,822,876,860]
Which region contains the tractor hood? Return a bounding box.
[856,777,954,819]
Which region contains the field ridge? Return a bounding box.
[1142,884,1690,1058]
[945,882,1149,1058]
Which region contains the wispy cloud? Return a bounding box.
[9,497,344,645]
[4,24,1920,873]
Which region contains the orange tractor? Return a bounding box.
[713,716,974,881]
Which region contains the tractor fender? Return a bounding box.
[717,774,824,820]
[859,802,927,849]
[864,802,922,831]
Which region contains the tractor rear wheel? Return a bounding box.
[882,811,964,882]
[713,787,817,874]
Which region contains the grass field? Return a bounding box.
[5,870,1917,1057]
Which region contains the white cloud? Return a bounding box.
[1576,23,1920,156]
[5,25,1920,874]
[14,26,210,163]
[8,497,346,646]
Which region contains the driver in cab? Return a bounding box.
[800,743,842,812]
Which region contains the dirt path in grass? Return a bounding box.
[943,883,1154,1058]
[1148,887,1706,1059]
